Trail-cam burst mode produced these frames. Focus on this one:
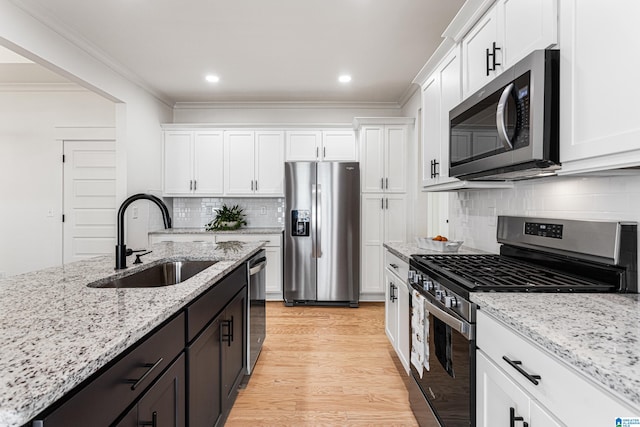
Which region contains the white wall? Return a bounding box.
[0,88,115,276]
[0,0,173,264]
[448,174,640,254]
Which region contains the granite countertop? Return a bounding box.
[472,292,640,411]
[383,241,486,263]
[0,241,264,427]
[149,227,284,235]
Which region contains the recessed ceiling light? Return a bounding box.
[338,75,352,83]
[205,75,220,83]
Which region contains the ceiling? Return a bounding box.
[6,0,465,105]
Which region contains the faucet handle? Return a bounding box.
[133,251,152,264]
[126,248,146,256]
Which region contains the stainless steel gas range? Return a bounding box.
[407,216,637,427]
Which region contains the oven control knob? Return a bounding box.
[424,280,434,291]
[444,296,458,308]
[408,270,415,281]
[415,274,422,284]
[435,289,444,301]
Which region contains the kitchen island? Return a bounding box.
[0,240,264,427]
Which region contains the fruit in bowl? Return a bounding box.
[415,236,463,252]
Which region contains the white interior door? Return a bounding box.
[63,140,116,263]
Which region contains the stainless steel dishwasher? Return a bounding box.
[245,250,267,380]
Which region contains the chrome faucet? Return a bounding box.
[115,193,172,270]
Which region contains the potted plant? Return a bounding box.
[205,204,247,231]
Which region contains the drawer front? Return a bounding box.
[215,233,282,247]
[149,234,216,243]
[38,312,185,426]
[186,265,247,343]
[384,250,408,281]
[476,310,637,425]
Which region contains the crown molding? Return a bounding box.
[161,122,355,130]
[172,101,403,110]
[397,83,420,109]
[352,116,415,130]
[0,82,87,92]
[441,0,495,42]
[8,0,174,108]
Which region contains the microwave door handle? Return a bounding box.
[496,82,515,150]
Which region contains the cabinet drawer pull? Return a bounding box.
[502,356,541,385]
[222,317,234,346]
[509,407,528,427]
[139,410,158,427]
[127,358,164,390]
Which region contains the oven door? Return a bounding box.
[409,287,475,427]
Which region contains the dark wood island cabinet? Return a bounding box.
[31,263,248,427]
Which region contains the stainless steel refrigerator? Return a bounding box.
[284,161,360,307]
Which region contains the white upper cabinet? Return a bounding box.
[358,121,410,194]
[163,130,223,196]
[285,129,356,161]
[558,0,640,174]
[462,0,557,98]
[462,5,501,97]
[422,46,462,187]
[224,130,284,196]
[321,130,357,161]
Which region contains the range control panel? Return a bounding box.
[524,221,563,239]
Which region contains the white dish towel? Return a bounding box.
[410,290,430,378]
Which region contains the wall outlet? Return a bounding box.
[46,209,54,217]
[260,207,266,215]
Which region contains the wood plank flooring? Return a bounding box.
[225,302,420,426]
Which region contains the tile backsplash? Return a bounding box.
[448,174,640,254]
[171,197,285,228]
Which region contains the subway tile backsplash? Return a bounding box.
[171,197,285,228]
[448,174,640,254]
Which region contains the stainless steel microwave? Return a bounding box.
[449,49,559,180]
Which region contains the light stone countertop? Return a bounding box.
[0,241,264,427]
[383,241,487,263]
[472,292,640,411]
[149,227,284,235]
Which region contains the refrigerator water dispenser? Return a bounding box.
[291,209,310,236]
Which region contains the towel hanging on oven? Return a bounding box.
[410,290,430,377]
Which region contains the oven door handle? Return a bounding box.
[423,296,474,340]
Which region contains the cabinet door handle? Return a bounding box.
[189,180,193,191]
[194,180,197,191]
[492,41,501,69]
[381,177,384,190]
[502,356,541,385]
[126,358,164,390]
[487,41,502,75]
[385,177,388,189]
[381,198,384,210]
[509,407,528,427]
[486,47,491,76]
[323,146,326,158]
[139,411,158,427]
[255,180,258,191]
[222,319,232,346]
[251,180,254,191]
[316,147,319,159]
[385,198,389,209]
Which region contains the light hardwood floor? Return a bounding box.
[225,302,420,426]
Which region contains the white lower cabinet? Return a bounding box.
[361,193,407,299]
[477,310,638,426]
[477,351,562,427]
[383,249,410,374]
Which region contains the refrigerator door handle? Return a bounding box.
[316,183,322,258]
[311,183,318,258]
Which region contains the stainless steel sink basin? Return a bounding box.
[89,260,218,288]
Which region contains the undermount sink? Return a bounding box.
[89,260,218,288]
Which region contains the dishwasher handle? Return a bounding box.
[249,257,267,275]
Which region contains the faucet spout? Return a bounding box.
[115,193,172,270]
